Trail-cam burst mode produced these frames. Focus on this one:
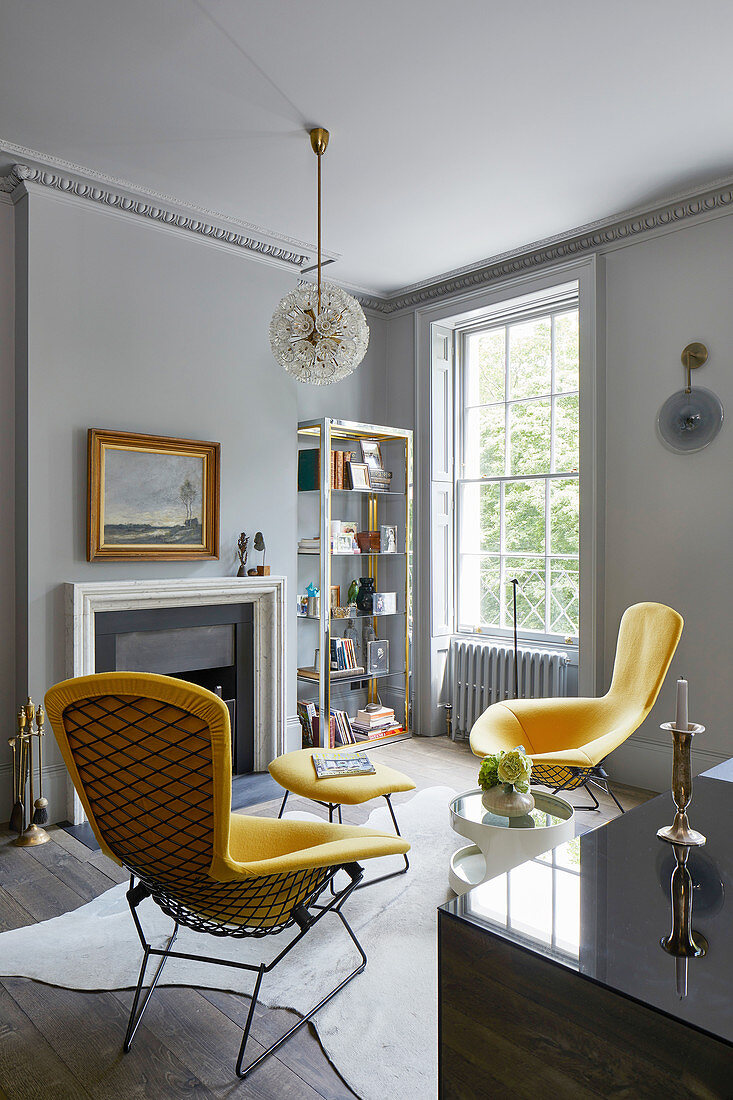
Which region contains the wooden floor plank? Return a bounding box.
[0,982,92,1100]
[23,840,120,901]
[0,890,35,933]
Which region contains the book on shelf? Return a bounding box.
[330,636,359,671]
[297,701,317,748]
[298,449,320,492]
[312,751,376,779]
[352,724,403,741]
[312,713,336,749]
[298,665,365,681]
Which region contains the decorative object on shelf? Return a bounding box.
[344,618,360,664]
[236,532,249,577]
[330,585,340,611]
[374,592,397,615]
[356,576,375,613]
[296,595,308,617]
[660,840,708,999]
[269,128,369,385]
[332,606,349,619]
[347,462,371,490]
[306,581,320,618]
[657,343,723,454]
[362,620,377,648]
[253,531,270,575]
[366,639,390,675]
[356,531,380,553]
[347,579,359,605]
[478,747,535,818]
[360,439,384,472]
[380,524,397,553]
[87,428,220,561]
[9,698,51,846]
[335,533,356,554]
[657,679,706,847]
[367,468,392,491]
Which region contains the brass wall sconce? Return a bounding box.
[657,342,723,453]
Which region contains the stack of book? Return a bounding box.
[351,705,402,740]
[298,536,320,554]
[299,703,358,748]
[368,468,393,491]
[330,450,354,489]
[297,448,357,491]
[330,636,359,672]
[330,708,356,745]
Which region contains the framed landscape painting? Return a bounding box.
[87,428,220,561]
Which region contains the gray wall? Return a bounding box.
[7,186,387,823]
[0,199,14,816]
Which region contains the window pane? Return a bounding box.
[480,557,501,627]
[504,558,545,632]
[509,318,551,399]
[509,399,551,475]
[554,394,579,473]
[504,480,545,554]
[465,328,505,405]
[460,483,500,553]
[550,479,579,555]
[555,310,579,393]
[550,558,579,635]
[464,406,505,477]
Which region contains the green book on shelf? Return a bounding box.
[298,449,320,492]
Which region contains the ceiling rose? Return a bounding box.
[269,128,369,385]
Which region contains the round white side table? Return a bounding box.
[449,788,575,896]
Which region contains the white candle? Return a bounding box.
[675,679,688,732]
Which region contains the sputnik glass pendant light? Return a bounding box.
[270,128,369,385]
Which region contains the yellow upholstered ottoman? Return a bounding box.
[268,748,416,885]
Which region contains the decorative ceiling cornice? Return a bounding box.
[375,176,733,314]
[3,140,733,316]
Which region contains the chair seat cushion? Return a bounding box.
[268,748,416,806]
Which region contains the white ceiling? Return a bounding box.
[2,0,733,296]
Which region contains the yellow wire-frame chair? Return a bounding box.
[45,672,409,1080]
[469,602,683,811]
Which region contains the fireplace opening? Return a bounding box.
[94,604,254,774]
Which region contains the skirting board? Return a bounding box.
[0,763,69,828]
[606,736,728,795]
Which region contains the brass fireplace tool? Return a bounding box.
[657,678,707,997]
[8,697,50,846]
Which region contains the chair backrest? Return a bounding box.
[606,602,683,712]
[45,672,233,889]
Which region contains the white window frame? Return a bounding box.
[413,257,601,735]
[454,298,580,645]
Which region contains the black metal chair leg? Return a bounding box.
[123,925,179,1051]
[277,791,289,819]
[354,795,409,889]
[235,909,367,1079]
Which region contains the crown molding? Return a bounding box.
[3,138,733,315]
[376,175,733,314]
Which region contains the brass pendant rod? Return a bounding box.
[317,147,322,314]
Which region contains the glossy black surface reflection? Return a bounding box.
[442,774,733,1045]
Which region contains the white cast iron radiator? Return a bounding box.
[449,639,568,740]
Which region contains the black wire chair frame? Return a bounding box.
[123,860,368,1080]
[531,760,625,814]
[276,789,410,889]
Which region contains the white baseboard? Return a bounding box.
[606,736,728,794]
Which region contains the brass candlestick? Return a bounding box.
[657,721,706,847]
[660,842,708,999]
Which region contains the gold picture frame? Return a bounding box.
[87,428,220,561]
[330,585,341,611]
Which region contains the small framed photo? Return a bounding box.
[340,521,358,538]
[360,439,384,471]
[330,585,341,611]
[335,533,355,554]
[296,595,309,617]
[380,524,397,553]
[347,461,371,490]
[366,639,389,675]
[374,592,397,615]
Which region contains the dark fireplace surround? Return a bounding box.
[94,604,255,774]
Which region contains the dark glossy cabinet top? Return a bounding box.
[441,772,733,1045]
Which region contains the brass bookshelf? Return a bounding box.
[297,418,413,748]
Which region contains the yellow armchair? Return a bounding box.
[469,602,683,810]
[45,671,409,1080]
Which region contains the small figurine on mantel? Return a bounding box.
[254,531,270,576]
[236,532,249,577]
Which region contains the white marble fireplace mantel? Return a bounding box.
[65,577,287,825]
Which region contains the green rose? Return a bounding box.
[478,754,500,791]
[497,748,532,793]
